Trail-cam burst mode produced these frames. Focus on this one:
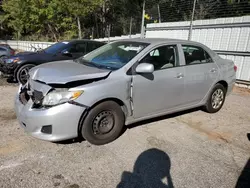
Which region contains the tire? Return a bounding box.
[203,83,226,113]
[81,101,125,145]
[16,64,35,85]
[0,55,7,59]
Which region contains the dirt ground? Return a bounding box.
[0,78,250,188]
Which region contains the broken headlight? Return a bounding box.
[42,90,83,106]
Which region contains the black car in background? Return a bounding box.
[0,39,105,84]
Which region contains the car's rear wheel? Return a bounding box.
[204,83,226,113]
[16,64,35,85]
[81,101,125,145]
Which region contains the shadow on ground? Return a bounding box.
[55,108,200,145]
[117,148,174,188]
[127,107,200,129]
[235,133,250,188]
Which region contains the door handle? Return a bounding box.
[176,73,184,79]
[210,68,217,73]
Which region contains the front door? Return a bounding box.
[133,44,185,118]
[181,45,219,105]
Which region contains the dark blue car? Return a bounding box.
[0,40,105,84]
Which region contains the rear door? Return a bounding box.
[181,45,219,105]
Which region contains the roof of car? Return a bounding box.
[114,38,204,46]
[0,45,9,50]
[62,39,105,44]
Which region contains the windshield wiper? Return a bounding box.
[76,59,104,69]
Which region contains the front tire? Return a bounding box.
[81,101,125,145]
[204,83,226,113]
[16,64,35,85]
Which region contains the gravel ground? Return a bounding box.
[0,81,249,188]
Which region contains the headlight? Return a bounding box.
[42,90,83,106]
[5,57,20,64]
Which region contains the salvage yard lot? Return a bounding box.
[0,79,249,188]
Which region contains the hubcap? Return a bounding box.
[93,111,114,135]
[211,89,224,109]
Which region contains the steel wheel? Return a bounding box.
[81,101,125,145]
[211,88,224,109]
[92,111,115,135]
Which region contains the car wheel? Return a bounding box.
[16,64,35,85]
[0,55,7,59]
[204,83,226,113]
[81,101,125,145]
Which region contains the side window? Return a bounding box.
[0,47,6,51]
[141,45,177,71]
[182,45,212,65]
[75,43,87,53]
[204,50,213,63]
[87,42,103,53]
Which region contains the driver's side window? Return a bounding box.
[141,45,178,71]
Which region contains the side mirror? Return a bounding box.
[61,50,72,57]
[136,63,154,74]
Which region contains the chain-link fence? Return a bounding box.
[143,0,250,35]
[145,0,250,24]
[102,0,250,39]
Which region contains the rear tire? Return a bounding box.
[81,101,125,145]
[16,64,35,85]
[203,83,226,113]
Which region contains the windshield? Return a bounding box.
[44,42,69,54]
[81,41,149,70]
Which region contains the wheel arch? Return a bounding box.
[77,97,129,136]
[216,80,228,92]
[14,62,36,80]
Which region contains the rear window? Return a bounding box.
[182,45,213,65]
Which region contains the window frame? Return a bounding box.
[138,44,180,72]
[180,44,214,66]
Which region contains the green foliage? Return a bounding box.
[0,0,104,41]
[0,0,249,41]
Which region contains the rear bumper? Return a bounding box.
[15,93,86,142]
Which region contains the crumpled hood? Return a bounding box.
[29,60,111,84]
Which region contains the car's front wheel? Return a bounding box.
[81,101,125,145]
[204,83,226,113]
[16,64,35,85]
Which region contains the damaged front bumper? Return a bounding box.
[14,81,86,142]
[0,59,17,75]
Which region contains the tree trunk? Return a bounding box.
[77,16,82,39]
[95,14,99,38]
[48,23,58,42]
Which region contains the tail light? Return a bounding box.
[234,65,237,72]
[11,49,15,55]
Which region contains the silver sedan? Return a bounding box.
[15,38,236,145]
